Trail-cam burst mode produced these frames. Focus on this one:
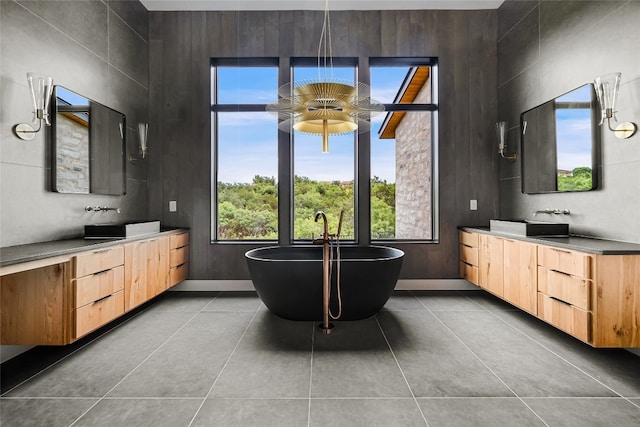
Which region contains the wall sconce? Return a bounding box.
[129,122,148,163]
[12,72,54,141]
[593,72,637,139]
[496,121,517,161]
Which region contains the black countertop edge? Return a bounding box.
[0,228,189,268]
[458,226,640,255]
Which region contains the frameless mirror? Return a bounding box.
[521,84,600,193]
[51,86,126,195]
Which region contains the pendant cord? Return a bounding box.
[317,0,334,82]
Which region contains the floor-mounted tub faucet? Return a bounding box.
[313,210,344,335]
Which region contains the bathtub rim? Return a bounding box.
[244,245,405,262]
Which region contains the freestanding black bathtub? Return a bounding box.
[245,245,404,321]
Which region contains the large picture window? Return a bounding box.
[292,64,356,241]
[211,60,279,241]
[211,57,438,243]
[370,61,437,241]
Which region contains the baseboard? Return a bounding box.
[0,345,35,364]
[169,278,479,292]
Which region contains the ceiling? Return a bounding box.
[140,0,505,11]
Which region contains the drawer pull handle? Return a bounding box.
[548,295,571,306]
[550,269,571,277]
[550,248,571,254]
[92,249,111,255]
[93,294,113,304]
[93,269,111,276]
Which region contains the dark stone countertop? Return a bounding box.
[1,228,187,268]
[458,226,640,255]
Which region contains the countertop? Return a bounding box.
[0,228,187,268]
[459,226,640,255]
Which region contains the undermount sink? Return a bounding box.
[489,219,569,237]
[84,221,161,239]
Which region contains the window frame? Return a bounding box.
[210,56,439,245]
[210,58,280,243]
[369,57,439,243]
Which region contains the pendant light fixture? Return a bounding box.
[266,0,383,153]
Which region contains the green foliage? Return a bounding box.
[216,175,396,240]
[557,167,593,192]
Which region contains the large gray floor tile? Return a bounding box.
[203,291,263,312]
[377,310,514,397]
[5,311,194,397]
[413,290,489,311]
[0,398,96,427]
[73,398,201,427]
[418,397,545,427]
[382,291,426,311]
[192,398,309,427]
[311,318,412,398]
[310,398,426,427]
[491,309,640,397]
[210,311,313,398]
[524,397,640,426]
[108,312,254,397]
[435,310,617,397]
[147,291,219,312]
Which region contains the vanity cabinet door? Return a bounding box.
[479,234,504,297]
[124,240,149,311]
[503,239,537,314]
[148,235,170,297]
[0,263,72,345]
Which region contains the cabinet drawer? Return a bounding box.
[74,246,124,278]
[537,267,590,310]
[75,265,124,308]
[170,246,189,268]
[460,244,479,266]
[74,289,124,339]
[537,292,591,343]
[460,231,479,248]
[460,262,479,286]
[170,232,189,249]
[537,246,591,279]
[169,263,189,287]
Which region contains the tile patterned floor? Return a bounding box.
[2,290,640,426]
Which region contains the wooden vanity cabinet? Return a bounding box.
[459,229,640,347]
[0,230,189,346]
[459,231,479,286]
[169,231,189,287]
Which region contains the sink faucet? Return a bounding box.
[85,206,121,213]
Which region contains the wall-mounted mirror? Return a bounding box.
[51,86,126,195]
[521,84,600,194]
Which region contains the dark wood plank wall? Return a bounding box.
[148,9,499,280]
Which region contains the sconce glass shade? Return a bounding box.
[496,121,508,150]
[138,122,148,158]
[593,72,621,124]
[27,72,54,125]
[496,120,516,160]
